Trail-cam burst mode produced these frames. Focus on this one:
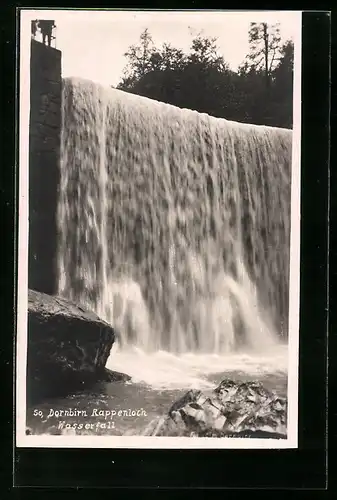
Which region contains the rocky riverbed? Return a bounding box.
[144,379,287,438]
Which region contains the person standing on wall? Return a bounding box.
[38,20,55,47]
[31,20,38,39]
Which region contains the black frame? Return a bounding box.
[4,7,329,490]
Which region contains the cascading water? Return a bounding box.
[58,77,292,358]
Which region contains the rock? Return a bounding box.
[96,367,132,383]
[145,379,287,438]
[27,289,115,402]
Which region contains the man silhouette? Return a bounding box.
[38,20,55,47]
[31,20,38,39]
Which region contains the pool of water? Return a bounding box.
[26,345,288,436]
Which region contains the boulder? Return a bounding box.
[96,367,132,383]
[144,379,287,438]
[27,289,115,402]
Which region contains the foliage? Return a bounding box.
[117,27,294,129]
[246,23,282,86]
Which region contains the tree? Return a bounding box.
[271,40,294,128]
[189,34,228,71]
[117,31,234,117]
[274,39,294,81]
[246,22,282,89]
[116,28,293,129]
[156,43,187,71]
[119,28,155,85]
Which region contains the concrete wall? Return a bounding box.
[29,40,62,294]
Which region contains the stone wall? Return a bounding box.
[29,40,62,294]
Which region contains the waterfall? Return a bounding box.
[58,77,292,355]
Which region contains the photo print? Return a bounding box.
[16,9,302,448]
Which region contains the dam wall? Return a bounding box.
[28,40,62,294]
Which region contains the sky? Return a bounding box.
[24,10,301,87]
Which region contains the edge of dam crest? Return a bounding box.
[63,76,293,134]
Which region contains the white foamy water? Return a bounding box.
[107,344,288,390]
[58,77,292,362]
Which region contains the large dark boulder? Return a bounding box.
[27,289,115,402]
[144,379,287,438]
